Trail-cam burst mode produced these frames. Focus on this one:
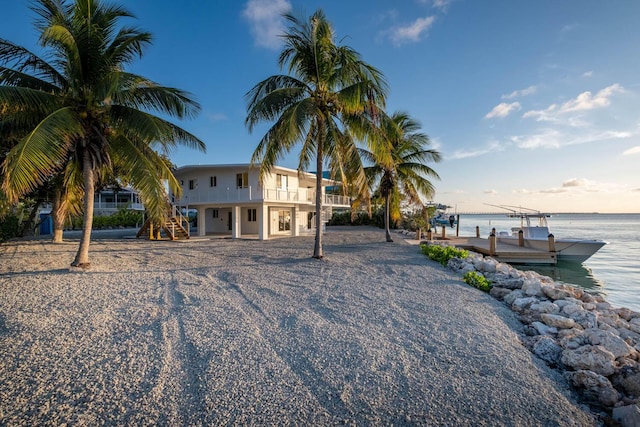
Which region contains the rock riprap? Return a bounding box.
[423,240,640,424]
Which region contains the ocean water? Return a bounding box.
[452,213,640,312]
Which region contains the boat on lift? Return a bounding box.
[490,205,607,263]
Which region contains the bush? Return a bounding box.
[67,209,144,230]
[420,244,468,266]
[328,208,388,228]
[0,214,20,242]
[463,271,492,292]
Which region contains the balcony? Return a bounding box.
[174,186,351,207]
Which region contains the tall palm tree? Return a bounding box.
[245,9,387,259]
[0,0,204,267]
[360,111,442,242]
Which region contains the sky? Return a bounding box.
[1,0,639,213]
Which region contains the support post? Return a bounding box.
[489,231,496,256]
[518,229,524,247]
[427,229,433,240]
[456,214,460,237]
[441,225,446,239]
[475,226,480,238]
[416,228,421,241]
[548,234,556,252]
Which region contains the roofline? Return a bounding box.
[173,164,337,184]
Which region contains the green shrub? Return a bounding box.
[463,271,492,292]
[0,214,20,242]
[420,244,468,266]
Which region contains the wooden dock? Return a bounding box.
[434,236,558,265]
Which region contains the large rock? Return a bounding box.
[561,345,617,376]
[612,405,640,427]
[522,279,544,297]
[564,370,619,407]
[541,313,576,330]
[512,296,539,313]
[611,361,640,397]
[584,328,635,359]
[542,285,573,301]
[561,303,583,316]
[629,318,640,335]
[530,301,560,315]
[532,321,558,336]
[503,290,524,306]
[570,311,598,330]
[532,335,563,366]
[489,286,512,300]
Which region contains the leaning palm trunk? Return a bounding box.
[51,187,67,243]
[313,144,324,259]
[72,151,95,268]
[385,194,393,242]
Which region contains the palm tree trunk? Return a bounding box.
[385,194,393,242]
[313,142,324,259]
[72,150,95,268]
[51,186,66,243]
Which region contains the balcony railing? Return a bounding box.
[174,186,351,207]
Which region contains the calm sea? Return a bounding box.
[454,213,640,312]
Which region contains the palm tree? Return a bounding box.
[360,111,441,242]
[245,9,387,259]
[0,0,204,267]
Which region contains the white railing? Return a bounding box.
[174,186,351,207]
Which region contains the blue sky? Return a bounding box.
[2,0,639,212]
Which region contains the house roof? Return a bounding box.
[174,164,336,184]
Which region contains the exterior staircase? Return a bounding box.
[136,205,191,240]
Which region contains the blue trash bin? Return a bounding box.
[39,213,52,235]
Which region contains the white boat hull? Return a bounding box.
[497,236,606,263]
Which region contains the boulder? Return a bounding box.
[611,361,640,398]
[584,328,636,359]
[616,307,639,322]
[570,311,598,330]
[542,285,573,301]
[561,345,617,376]
[522,279,544,297]
[564,370,619,407]
[561,303,583,316]
[532,335,563,366]
[612,405,640,427]
[629,318,640,335]
[512,296,540,313]
[541,313,576,330]
[532,321,558,336]
[503,290,524,306]
[489,287,512,300]
[529,301,560,315]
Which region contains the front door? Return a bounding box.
[227,211,232,231]
[277,210,291,233]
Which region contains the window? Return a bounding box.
[212,209,219,218]
[276,174,288,189]
[210,176,217,187]
[248,209,257,222]
[236,172,248,188]
[189,179,196,190]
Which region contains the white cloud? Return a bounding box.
[432,0,454,11]
[623,146,640,156]
[207,113,228,122]
[484,189,497,195]
[562,178,590,188]
[449,141,503,159]
[485,102,521,119]
[582,71,593,78]
[523,83,624,122]
[512,129,630,150]
[540,187,569,194]
[242,0,291,50]
[388,16,436,45]
[502,85,537,100]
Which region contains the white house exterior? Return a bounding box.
[171,164,350,240]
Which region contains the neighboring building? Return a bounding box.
[171,164,351,240]
[94,186,144,216]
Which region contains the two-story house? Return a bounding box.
[171,164,350,240]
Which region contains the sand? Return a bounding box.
[0,226,598,426]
